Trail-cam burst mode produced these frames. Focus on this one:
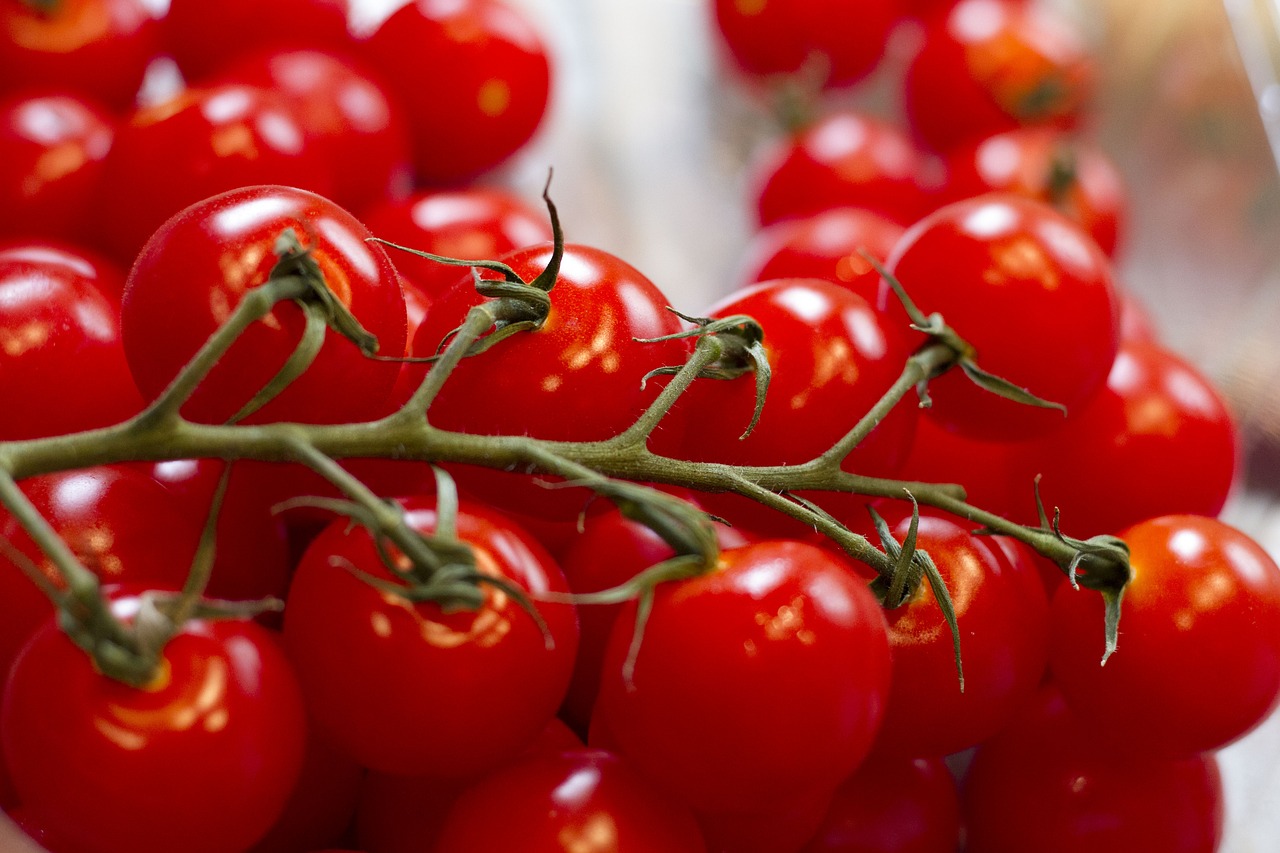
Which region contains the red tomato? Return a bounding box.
[801,754,961,853]
[939,127,1127,256]
[2,602,307,853]
[962,686,1224,853]
[0,91,115,243]
[360,0,553,183]
[0,0,162,112]
[1049,514,1280,758]
[92,85,334,262]
[122,184,407,425]
[212,48,413,212]
[1117,287,1159,343]
[883,193,1120,440]
[711,0,900,89]
[1006,340,1239,536]
[735,206,906,302]
[750,109,936,227]
[433,749,709,853]
[163,0,353,82]
[408,242,688,519]
[247,729,364,853]
[0,245,143,439]
[282,495,579,777]
[903,0,1095,152]
[593,540,892,814]
[362,186,554,297]
[0,237,127,305]
[850,506,1049,758]
[696,782,836,853]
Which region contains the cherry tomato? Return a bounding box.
[962,686,1224,853]
[0,245,143,439]
[0,90,115,244]
[1006,340,1239,536]
[92,85,334,262]
[121,184,407,425]
[360,0,553,183]
[0,237,127,305]
[903,0,1095,152]
[282,495,579,777]
[696,782,836,853]
[0,0,162,112]
[1049,514,1280,758]
[2,601,307,853]
[884,193,1120,440]
[750,109,936,227]
[247,729,364,853]
[711,0,900,90]
[593,540,892,814]
[362,186,554,298]
[433,749,709,853]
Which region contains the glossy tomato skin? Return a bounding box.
[0,91,115,243]
[962,686,1224,853]
[361,0,552,183]
[282,495,579,777]
[711,0,899,89]
[695,782,836,853]
[0,237,127,305]
[2,608,307,853]
[433,749,709,853]
[362,186,554,297]
[903,0,1095,152]
[93,85,333,262]
[0,0,162,112]
[1049,514,1280,758]
[751,110,935,227]
[1007,340,1239,536]
[853,507,1049,758]
[884,193,1119,440]
[0,245,143,439]
[122,184,407,425]
[593,540,892,814]
[246,728,364,853]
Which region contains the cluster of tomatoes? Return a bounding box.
[0,0,1278,851]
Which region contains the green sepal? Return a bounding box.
[958,359,1068,415]
[227,300,327,424]
[271,229,379,356]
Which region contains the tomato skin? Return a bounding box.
[0,0,162,112]
[1049,514,1280,758]
[750,110,935,228]
[695,782,836,853]
[903,0,1095,152]
[361,0,552,183]
[282,495,579,777]
[122,184,407,425]
[884,193,1119,441]
[593,540,892,814]
[962,686,1224,853]
[433,749,709,853]
[246,729,364,853]
[2,608,307,853]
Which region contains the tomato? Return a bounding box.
[883,193,1120,440]
[801,754,961,853]
[735,207,906,302]
[211,48,414,212]
[407,242,688,519]
[696,782,835,853]
[282,495,579,777]
[0,0,162,112]
[0,91,115,244]
[750,109,936,227]
[848,506,1049,758]
[0,244,143,439]
[939,127,1126,257]
[592,540,892,814]
[360,0,553,183]
[962,686,1224,853]
[1006,340,1239,536]
[710,0,900,90]
[247,729,364,853]
[92,85,334,262]
[903,0,1095,152]
[163,0,353,82]
[1117,287,1159,343]
[1049,514,1280,758]
[433,749,709,853]
[2,600,307,853]
[0,237,127,305]
[362,186,554,298]
[122,184,407,425]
